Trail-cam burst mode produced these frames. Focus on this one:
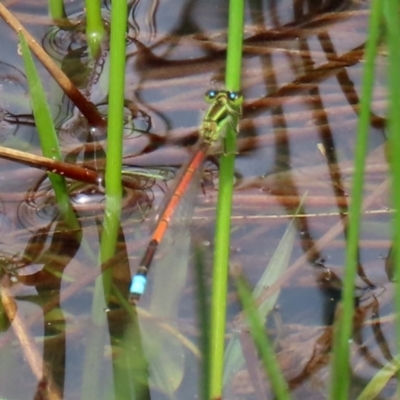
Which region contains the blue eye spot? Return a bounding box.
[206,90,217,99]
[228,92,240,101]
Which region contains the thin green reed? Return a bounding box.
[98,0,127,299]
[48,0,67,21]
[85,0,106,57]
[209,0,245,398]
[329,0,382,398]
[194,248,211,400]
[88,0,127,327]
[383,0,400,386]
[82,1,127,398]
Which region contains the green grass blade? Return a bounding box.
[19,33,63,162]
[209,1,245,398]
[383,0,400,388]
[329,0,382,398]
[19,32,77,221]
[356,356,400,400]
[224,219,295,385]
[234,275,292,400]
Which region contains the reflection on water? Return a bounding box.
[0,0,394,399]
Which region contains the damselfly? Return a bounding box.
[129,90,243,303]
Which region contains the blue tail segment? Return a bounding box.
[129,274,147,299]
[129,240,158,303]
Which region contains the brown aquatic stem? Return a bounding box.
[0,276,62,400]
[0,145,142,191]
[0,145,101,184]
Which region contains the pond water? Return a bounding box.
[0,0,395,399]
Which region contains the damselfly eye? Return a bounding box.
[228,91,243,106]
[205,89,218,103]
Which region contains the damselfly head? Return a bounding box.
[204,89,243,107]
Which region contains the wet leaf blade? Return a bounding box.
[19,31,75,218]
[224,220,296,384]
[356,356,400,400]
[235,275,292,400]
